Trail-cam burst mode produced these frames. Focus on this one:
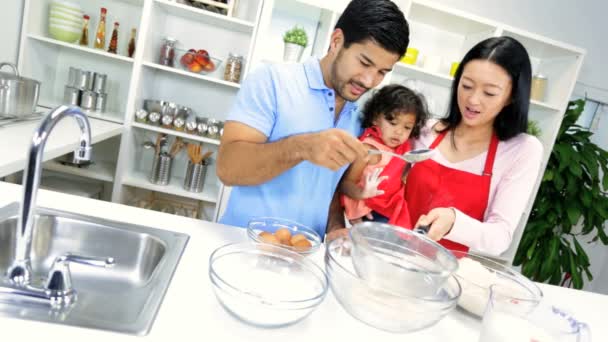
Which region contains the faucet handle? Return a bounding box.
[45,253,115,307]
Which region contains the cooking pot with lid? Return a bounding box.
[0,62,40,117]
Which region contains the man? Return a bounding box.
[217,0,409,240]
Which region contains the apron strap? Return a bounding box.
[429,128,499,177]
[482,133,499,176]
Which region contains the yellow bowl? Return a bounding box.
[401,47,419,65]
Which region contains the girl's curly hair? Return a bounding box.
[361,84,429,138]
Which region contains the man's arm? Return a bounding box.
[326,188,346,235]
[217,122,368,186]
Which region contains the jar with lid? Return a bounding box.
[224,53,243,83]
[159,37,178,67]
[530,74,548,102]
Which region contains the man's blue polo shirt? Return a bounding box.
[219,59,362,237]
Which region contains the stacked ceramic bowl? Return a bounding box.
[49,1,83,43]
[325,222,462,333]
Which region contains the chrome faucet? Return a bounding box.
[2,105,114,308]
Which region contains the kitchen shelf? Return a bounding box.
[530,100,561,112]
[393,62,454,87]
[37,104,125,124]
[43,160,116,183]
[123,170,219,202]
[132,122,220,145]
[142,62,241,89]
[27,34,135,64]
[154,0,255,34]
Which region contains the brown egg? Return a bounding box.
[292,238,312,252]
[290,234,307,245]
[274,228,292,244]
[258,232,280,245]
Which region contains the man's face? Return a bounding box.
[329,38,400,102]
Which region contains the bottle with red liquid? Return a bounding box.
[108,22,119,54]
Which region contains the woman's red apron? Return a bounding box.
[404,130,499,252]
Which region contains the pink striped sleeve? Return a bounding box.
[443,135,544,255]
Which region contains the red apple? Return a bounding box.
[180,52,195,67]
[189,61,203,73]
[202,59,215,72]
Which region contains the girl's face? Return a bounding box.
[457,60,513,130]
[373,112,416,148]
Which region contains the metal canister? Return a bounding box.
[196,117,209,136]
[63,86,81,106]
[93,73,107,93]
[76,70,93,90]
[95,92,107,112]
[161,102,177,128]
[206,119,220,139]
[148,111,161,125]
[135,108,148,123]
[183,160,208,193]
[149,152,173,185]
[80,90,97,110]
[185,113,198,133]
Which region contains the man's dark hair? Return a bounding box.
[335,0,409,56]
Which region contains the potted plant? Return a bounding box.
[514,99,608,289]
[283,26,308,62]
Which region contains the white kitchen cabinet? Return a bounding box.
[17,0,585,262]
[18,0,263,222]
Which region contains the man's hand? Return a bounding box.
[302,129,368,171]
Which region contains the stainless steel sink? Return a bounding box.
[0,202,189,335]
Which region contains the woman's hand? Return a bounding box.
[414,208,456,241]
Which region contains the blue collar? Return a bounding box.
[303,58,330,90]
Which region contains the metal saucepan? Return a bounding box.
[0,62,40,118]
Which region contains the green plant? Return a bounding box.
[283,26,308,47]
[514,99,608,289]
[527,119,542,137]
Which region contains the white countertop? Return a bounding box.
[0,116,122,178]
[0,181,606,341]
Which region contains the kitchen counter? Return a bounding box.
[0,181,606,341]
[0,115,122,178]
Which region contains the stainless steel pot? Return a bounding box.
[0,62,40,117]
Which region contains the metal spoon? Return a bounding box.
[368,148,435,163]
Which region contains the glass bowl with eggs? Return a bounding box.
[247,217,322,255]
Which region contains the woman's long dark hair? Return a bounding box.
[441,36,532,141]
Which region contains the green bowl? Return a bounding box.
[49,24,81,43]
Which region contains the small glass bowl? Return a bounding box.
[209,242,328,328]
[451,250,543,317]
[176,48,222,74]
[326,237,461,333]
[247,217,322,256]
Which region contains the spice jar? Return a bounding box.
[135,109,148,123]
[159,37,178,67]
[224,53,243,83]
[531,74,548,102]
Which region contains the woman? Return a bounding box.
[405,36,543,256]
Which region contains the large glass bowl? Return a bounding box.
[451,250,543,317]
[326,237,461,333]
[349,222,458,297]
[209,242,328,328]
[247,217,322,256]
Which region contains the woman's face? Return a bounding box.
[457,60,513,129]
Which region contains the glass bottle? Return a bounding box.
[158,37,178,67]
[224,53,243,83]
[94,7,107,49]
[127,28,137,58]
[79,15,90,46]
[108,22,119,54]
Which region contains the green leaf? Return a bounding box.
[568,162,583,177]
[569,250,583,289]
[573,238,590,267]
[566,206,581,226]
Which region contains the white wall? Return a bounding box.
[0,0,24,66]
[430,0,608,103]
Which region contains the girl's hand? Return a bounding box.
[360,168,388,199]
[349,213,374,226]
[414,208,456,241]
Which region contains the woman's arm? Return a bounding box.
[417,137,544,255]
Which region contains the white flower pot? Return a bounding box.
[283,43,304,62]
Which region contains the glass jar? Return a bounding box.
[224,53,243,83]
[159,37,178,67]
[530,74,548,102]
